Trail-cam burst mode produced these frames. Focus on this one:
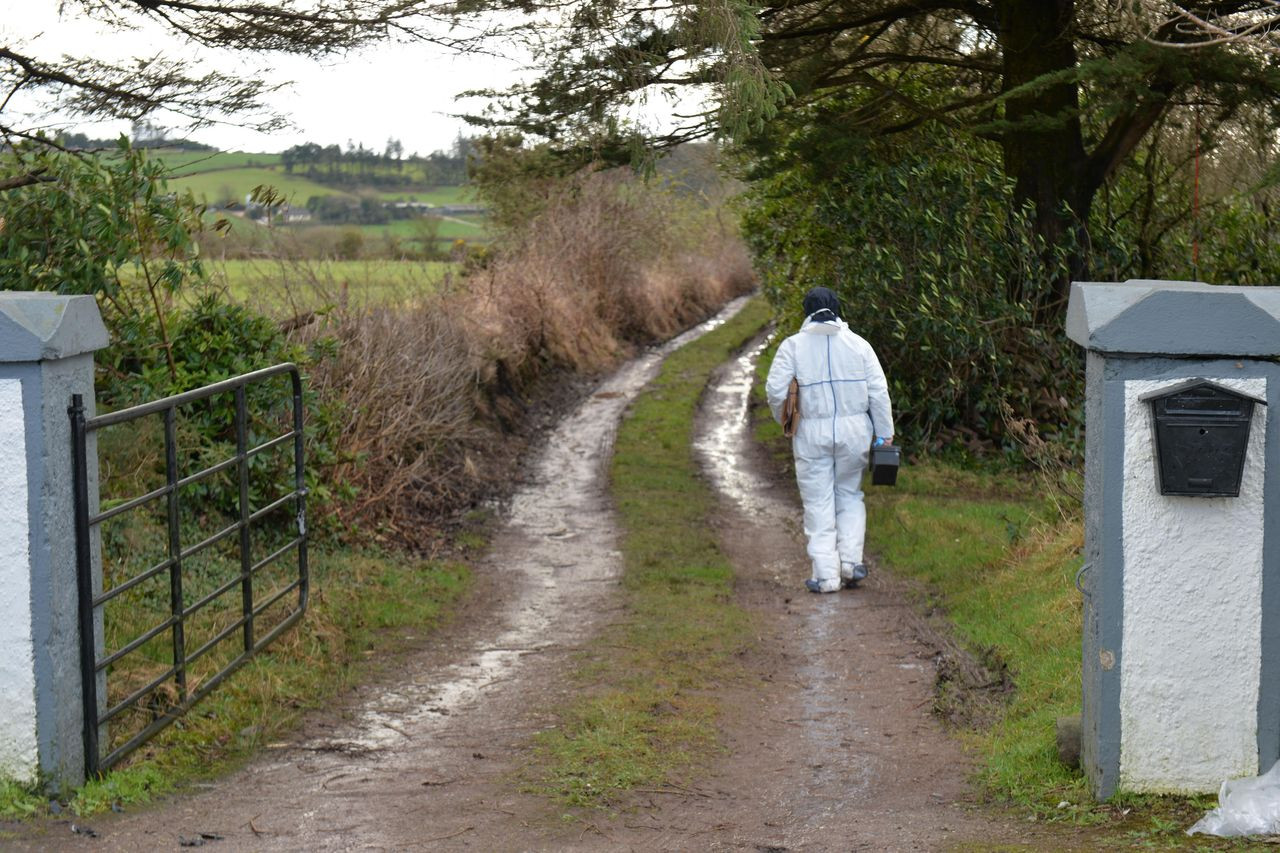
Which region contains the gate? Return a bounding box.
[69,363,309,776]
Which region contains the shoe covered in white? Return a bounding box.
[805,578,841,594]
[840,561,868,588]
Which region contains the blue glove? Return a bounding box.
[873,436,887,447]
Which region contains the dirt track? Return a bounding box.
[9,298,1084,851]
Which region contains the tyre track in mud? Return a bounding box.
[565,331,1080,851]
[12,299,751,852]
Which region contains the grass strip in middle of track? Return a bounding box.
[529,295,773,809]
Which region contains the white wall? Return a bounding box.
[0,377,37,783]
[1120,377,1266,792]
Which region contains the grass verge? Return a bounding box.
[861,465,1241,846]
[861,465,1082,804]
[527,296,773,808]
[0,544,470,823]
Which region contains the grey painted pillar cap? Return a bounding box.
[0,292,110,362]
[1067,280,1280,357]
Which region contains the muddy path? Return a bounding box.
[11,298,1083,851]
[9,298,748,852]
[565,335,1078,851]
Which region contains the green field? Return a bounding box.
[162,159,475,210]
[151,149,283,174]
[365,216,487,242]
[206,259,457,308]
[375,185,476,205]
[158,149,487,251]
[170,167,345,206]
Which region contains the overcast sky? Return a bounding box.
[2,2,532,154]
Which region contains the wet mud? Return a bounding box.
[559,327,1059,851]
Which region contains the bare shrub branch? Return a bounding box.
[1127,1,1280,50]
[466,169,756,380]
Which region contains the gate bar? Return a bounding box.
[164,408,188,703]
[71,363,309,775]
[236,386,254,654]
[69,394,101,779]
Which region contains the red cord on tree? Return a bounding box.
[1193,93,1201,271]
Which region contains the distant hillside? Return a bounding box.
[279,139,469,189]
[151,148,487,257]
[152,149,475,209]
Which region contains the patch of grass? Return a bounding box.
[204,258,457,309]
[170,166,343,206]
[529,296,773,808]
[372,186,476,205]
[153,150,283,174]
[361,216,488,242]
[67,766,168,816]
[0,781,44,820]
[0,545,469,821]
[861,463,1087,809]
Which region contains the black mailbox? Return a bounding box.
[1141,379,1266,497]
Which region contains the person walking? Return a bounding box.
[765,286,895,594]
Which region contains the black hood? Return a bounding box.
[802,286,840,322]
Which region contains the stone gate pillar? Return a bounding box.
[1067,279,1280,799]
[0,292,108,790]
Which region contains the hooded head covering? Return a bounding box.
[802,286,840,323]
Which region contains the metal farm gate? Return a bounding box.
[69,363,309,776]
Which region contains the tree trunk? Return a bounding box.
[995,0,1091,316]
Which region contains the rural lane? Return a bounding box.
[9,295,1077,851]
[8,297,752,852]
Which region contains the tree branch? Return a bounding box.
[0,45,283,129]
[0,169,56,191]
[763,0,985,42]
[1083,84,1174,192]
[1139,0,1280,49]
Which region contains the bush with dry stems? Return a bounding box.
[465,170,755,381]
[290,168,755,540]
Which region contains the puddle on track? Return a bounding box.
[317,295,752,754]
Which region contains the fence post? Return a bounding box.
[0,292,109,791]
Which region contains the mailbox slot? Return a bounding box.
[1142,380,1266,497]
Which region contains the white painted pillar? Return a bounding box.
[0,293,108,790]
[1069,280,1280,799]
[1120,377,1265,791]
[0,376,37,783]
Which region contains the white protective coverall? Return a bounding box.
[765,314,894,590]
